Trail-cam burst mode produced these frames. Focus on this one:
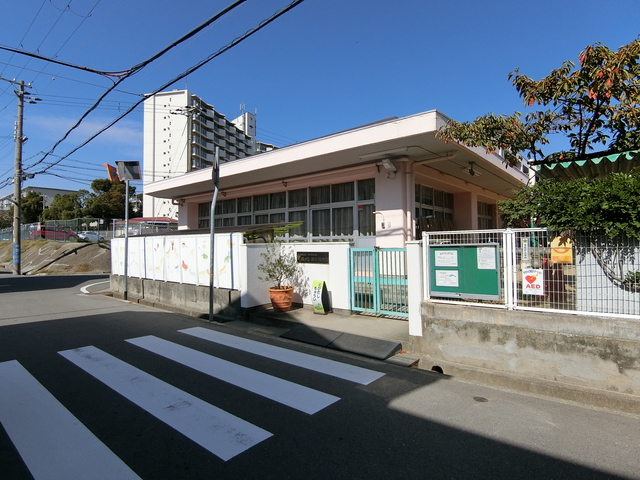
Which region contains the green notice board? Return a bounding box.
[429,244,501,300]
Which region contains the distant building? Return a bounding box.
[0,186,74,211]
[142,90,277,219]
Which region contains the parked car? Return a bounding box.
[77,231,105,242]
[29,226,78,241]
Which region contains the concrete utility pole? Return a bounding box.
[12,80,25,276]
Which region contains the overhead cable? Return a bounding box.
[28,0,306,179]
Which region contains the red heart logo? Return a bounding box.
[525,275,537,284]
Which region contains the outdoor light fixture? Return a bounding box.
[468,162,476,176]
[381,158,397,173]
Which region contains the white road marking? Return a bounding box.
[127,335,339,414]
[0,360,141,480]
[59,346,272,462]
[179,327,385,385]
[80,280,110,294]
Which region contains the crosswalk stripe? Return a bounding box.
[127,335,340,414]
[0,360,142,480]
[59,346,272,462]
[179,327,385,385]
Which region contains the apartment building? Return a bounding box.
[142,90,275,219]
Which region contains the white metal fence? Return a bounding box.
[423,228,640,318]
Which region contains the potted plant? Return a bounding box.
[257,242,300,312]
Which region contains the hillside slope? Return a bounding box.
[0,240,111,275]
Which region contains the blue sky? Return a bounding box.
[0,0,638,200]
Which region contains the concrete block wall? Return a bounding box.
[110,275,242,320]
[410,302,640,399]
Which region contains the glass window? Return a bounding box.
[238,215,252,225]
[358,204,375,236]
[333,207,353,236]
[434,190,444,208]
[214,199,236,215]
[288,188,307,208]
[255,214,268,224]
[288,210,307,238]
[253,194,269,211]
[310,186,330,205]
[421,186,433,205]
[312,209,331,236]
[237,196,252,213]
[358,179,375,201]
[270,192,286,209]
[332,182,354,203]
[270,213,285,223]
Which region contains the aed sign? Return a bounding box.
[522,268,544,296]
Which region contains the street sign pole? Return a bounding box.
[209,147,220,322]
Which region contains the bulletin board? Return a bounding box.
[429,244,501,300]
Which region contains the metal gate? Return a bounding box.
[349,248,408,317]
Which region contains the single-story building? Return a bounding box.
[144,110,529,245]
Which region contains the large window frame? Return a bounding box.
[197,178,375,242]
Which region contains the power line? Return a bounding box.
[21,0,249,174]
[28,0,307,180]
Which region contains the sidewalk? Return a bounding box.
[228,305,416,364]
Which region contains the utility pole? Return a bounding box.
[1,77,40,275]
[12,80,25,276]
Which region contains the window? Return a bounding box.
[358,204,376,236]
[415,184,454,221]
[237,197,251,214]
[312,209,331,236]
[197,178,374,241]
[332,182,354,203]
[310,186,330,205]
[253,194,269,212]
[358,178,375,201]
[288,188,307,207]
[270,192,286,209]
[332,207,353,236]
[478,202,494,229]
[198,202,211,228]
[288,210,307,238]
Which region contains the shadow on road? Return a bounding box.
[0,274,109,293]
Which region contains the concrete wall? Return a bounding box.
[410,302,640,398]
[241,242,352,310]
[110,275,242,319]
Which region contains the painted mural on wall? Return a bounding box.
[111,233,242,289]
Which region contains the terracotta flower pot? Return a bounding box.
[268,286,294,312]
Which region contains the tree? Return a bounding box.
[21,191,44,223]
[0,209,11,229]
[498,168,640,238]
[84,179,136,219]
[43,191,89,220]
[437,38,640,165]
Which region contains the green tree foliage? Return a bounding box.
[498,168,640,238]
[84,179,135,219]
[438,38,640,165]
[0,209,11,229]
[21,191,44,223]
[42,191,89,220]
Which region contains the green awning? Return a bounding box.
[531,150,639,180]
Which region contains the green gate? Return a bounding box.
[349,248,408,317]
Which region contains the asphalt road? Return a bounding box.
[0,273,639,479]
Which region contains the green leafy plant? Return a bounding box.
[623,270,640,289]
[497,168,640,238]
[257,242,300,289]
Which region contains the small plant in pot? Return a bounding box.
[257,242,300,312]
